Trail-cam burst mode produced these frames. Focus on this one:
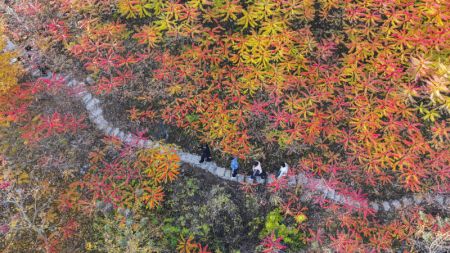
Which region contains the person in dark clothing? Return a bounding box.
[80,164,89,175]
[199,144,212,163]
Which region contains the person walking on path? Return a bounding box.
[230,157,239,177]
[277,162,289,179]
[199,144,212,163]
[251,160,266,180]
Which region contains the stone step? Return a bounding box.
[256,177,265,184]
[391,200,402,210]
[288,175,297,186]
[215,167,225,177]
[382,201,391,212]
[223,169,231,179]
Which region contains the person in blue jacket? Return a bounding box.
[230,157,239,177]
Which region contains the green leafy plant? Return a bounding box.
[260,208,305,251]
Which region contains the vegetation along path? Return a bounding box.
[7,39,449,215]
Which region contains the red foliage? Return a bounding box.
[47,20,71,43]
[266,175,288,193]
[59,144,179,212]
[34,74,66,93]
[61,219,79,240]
[197,244,212,253]
[21,112,86,143]
[259,232,287,253]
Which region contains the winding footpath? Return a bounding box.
[5,39,449,214]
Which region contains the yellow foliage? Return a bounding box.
[295,213,308,224]
[133,25,161,47]
[118,0,151,18]
[118,0,166,18]
[237,9,258,29]
[0,34,22,95]
[411,55,450,115]
[211,0,242,21]
[17,171,30,185]
[0,20,23,127]
[167,84,184,95]
[137,146,180,184]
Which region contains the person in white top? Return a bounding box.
[277,162,289,179]
[251,160,265,179]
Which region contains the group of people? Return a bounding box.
[198,144,289,180]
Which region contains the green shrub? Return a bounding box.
[90,211,162,253]
[260,208,305,251]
